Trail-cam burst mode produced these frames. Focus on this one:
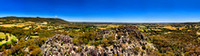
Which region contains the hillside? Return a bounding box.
[0,16,69,24]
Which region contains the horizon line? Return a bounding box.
[1,16,200,23]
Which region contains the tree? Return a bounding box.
[5,35,8,41]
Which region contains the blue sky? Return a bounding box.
[0,0,200,23]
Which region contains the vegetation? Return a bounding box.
[139,24,200,55]
[0,16,199,55]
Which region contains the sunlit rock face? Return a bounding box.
[41,34,73,56]
[41,26,157,56]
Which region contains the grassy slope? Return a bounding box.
[0,32,17,45]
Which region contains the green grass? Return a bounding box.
[0,32,6,38]
[138,26,146,28]
[30,36,39,38]
[0,32,17,46]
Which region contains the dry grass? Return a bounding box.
[162,26,177,30]
[156,25,178,30]
[197,32,200,35]
[97,24,119,29]
[98,27,107,29]
[0,24,25,27]
[107,25,117,27]
[0,22,3,24]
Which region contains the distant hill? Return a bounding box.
[0,16,69,24]
[182,22,200,24]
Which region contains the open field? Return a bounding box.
[95,24,120,29]
[0,32,17,45]
[30,36,39,38]
[0,32,6,38]
[0,24,25,27]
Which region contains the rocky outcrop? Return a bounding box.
[41,26,157,56]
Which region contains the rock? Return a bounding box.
[41,26,157,56]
